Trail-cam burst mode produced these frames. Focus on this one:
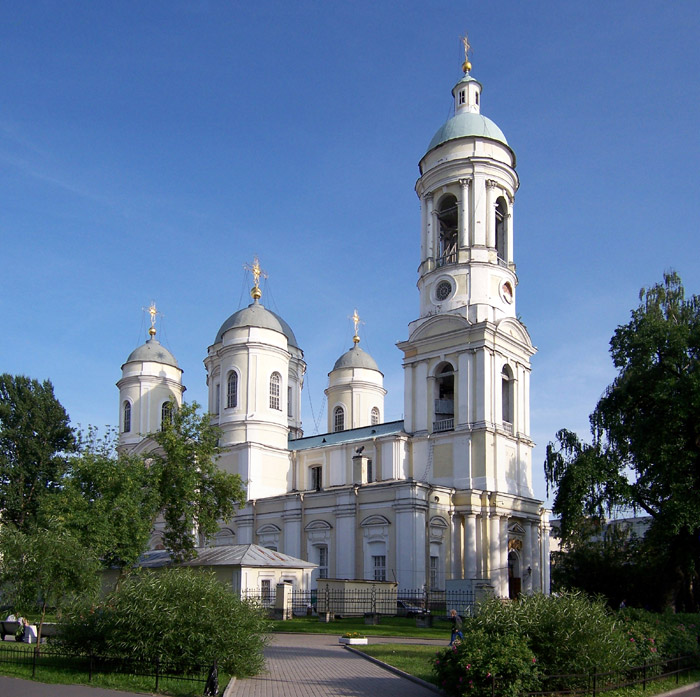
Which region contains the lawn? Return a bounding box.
[0,641,226,696]
[356,643,440,686]
[354,643,700,697]
[271,615,452,640]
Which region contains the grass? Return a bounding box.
[271,615,452,639]
[354,643,700,697]
[356,643,440,686]
[0,642,227,696]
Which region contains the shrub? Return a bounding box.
[58,568,271,676]
[431,628,538,697]
[469,592,636,676]
[620,608,700,660]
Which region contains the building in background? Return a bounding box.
[118,51,550,597]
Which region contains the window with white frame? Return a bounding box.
[372,555,387,581]
[270,372,281,410]
[310,465,322,491]
[430,555,439,589]
[123,401,131,433]
[333,405,345,432]
[261,578,272,604]
[318,545,328,579]
[161,401,173,430]
[227,371,238,409]
[371,406,380,425]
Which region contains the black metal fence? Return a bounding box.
[0,643,217,695]
[242,586,475,617]
[527,654,697,697]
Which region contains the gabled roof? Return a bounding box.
[139,543,316,569]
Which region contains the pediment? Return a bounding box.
[304,519,332,531]
[495,317,533,348]
[361,515,391,527]
[410,314,470,342]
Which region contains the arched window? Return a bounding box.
[333,405,345,432]
[495,197,507,262]
[161,401,173,430]
[123,401,131,433]
[227,371,238,409]
[436,194,458,266]
[434,362,455,432]
[370,407,380,426]
[269,372,281,410]
[502,365,514,429]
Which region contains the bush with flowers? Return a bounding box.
[431,628,539,697]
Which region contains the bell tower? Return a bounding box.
[398,42,535,499]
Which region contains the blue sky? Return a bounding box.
[1,1,698,503]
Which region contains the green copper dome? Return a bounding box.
[426,112,508,153]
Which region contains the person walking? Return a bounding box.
[449,609,463,645]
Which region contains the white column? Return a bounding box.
[524,521,534,595]
[541,510,551,595]
[459,178,470,248]
[507,195,514,264]
[457,352,469,427]
[472,175,486,246]
[451,513,463,579]
[485,180,496,249]
[532,525,542,592]
[464,514,477,579]
[489,513,500,594]
[500,516,509,598]
[403,363,414,433]
[335,498,356,579]
[425,194,435,261]
[395,497,427,589]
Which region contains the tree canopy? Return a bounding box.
[545,272,700,609]
[0,374,75,529]
[149,401,247,562]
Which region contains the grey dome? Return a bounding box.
[214,301,299,348]
[332,345,380,372]
[124,338,179,368]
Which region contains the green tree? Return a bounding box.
[0,525,101,643]
[49,427,159,571]
[0,374,75,529]
[149,401,246,562]
[545,272,700,610]
[58,568,270,677]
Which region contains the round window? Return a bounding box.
[436,280,452,301]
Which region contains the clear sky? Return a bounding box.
[1,1,698,503]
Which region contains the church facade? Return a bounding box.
[117,56,551,598]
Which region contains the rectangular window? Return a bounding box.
[261,579,272,604]
[366,459,373,483]
[430,555,439,589]
[311,466,322,491]
[318,545,328,579]
[372,555,386,581]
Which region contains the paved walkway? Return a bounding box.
[225,633,443,697]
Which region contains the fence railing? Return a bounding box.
[526,654,697,697]
[0,643,217,694]
[243,586,475,617]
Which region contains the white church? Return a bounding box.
[116,51,551,598]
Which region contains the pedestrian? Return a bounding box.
[449,608,463,645]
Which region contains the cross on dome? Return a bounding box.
[244,256,268,300]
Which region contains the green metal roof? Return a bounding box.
[289,420,406,451]
[426,111,508,154]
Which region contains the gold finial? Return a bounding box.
[144,301,160,338]
[244,256,268,301]
[351,308,363,345]
[461,33,472,74]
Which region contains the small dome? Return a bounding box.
[124,338,179,368]
[214,300,299,348]
[426,111,507,154]
[332,345,380,372]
